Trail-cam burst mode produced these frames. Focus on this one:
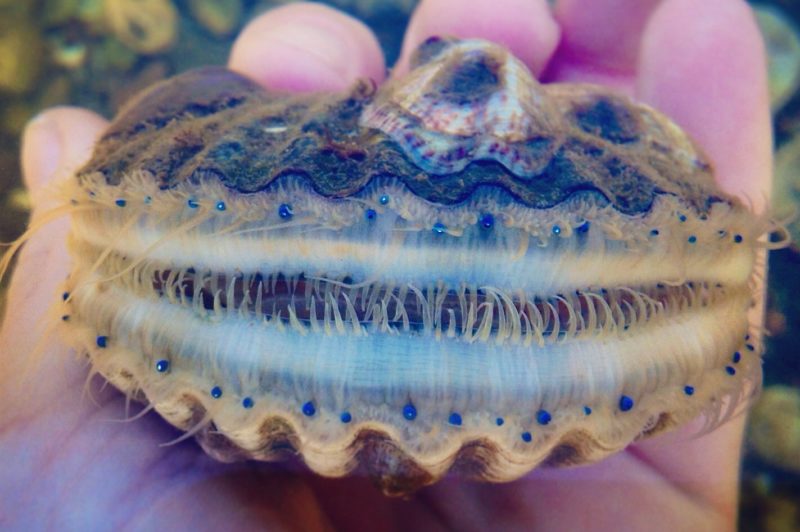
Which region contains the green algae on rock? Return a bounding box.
[102,0,178,54]
[749,385,800,472]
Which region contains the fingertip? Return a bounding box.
[546,0,662,87]
[7,107,105,408]
[21,113,62,194]
[7,106,107,386]
[638,0,771,208]
[21,107,108,200]
[229,3,386,92]
[395,0,560,77]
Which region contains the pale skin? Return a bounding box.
[0,0,771,530]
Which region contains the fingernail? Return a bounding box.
[21,112,63,192]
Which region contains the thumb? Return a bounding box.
[22,108,109,210]
[0,108,107,411]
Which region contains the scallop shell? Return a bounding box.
[57,39,765,495]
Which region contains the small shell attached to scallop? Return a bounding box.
[361,37,563,176]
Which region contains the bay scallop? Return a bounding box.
[13,38,773,495]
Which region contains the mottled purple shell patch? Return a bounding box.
[59,38,765,496]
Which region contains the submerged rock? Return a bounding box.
[772,133,800,248]
[188,0,243,38]
[749,385,800,473]
[103,0,178,54]
[0,24,42,94]
[755,5,800,112]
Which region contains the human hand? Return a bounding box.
[0,1,770,530]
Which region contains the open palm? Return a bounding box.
[0,1,770,530]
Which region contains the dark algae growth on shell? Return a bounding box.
[57,39,766,495]
[84,40,721,215]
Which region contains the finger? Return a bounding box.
[22,108,109,208]
[394,0,560,78]
[633,0,769,518]
[637,0,771,208]
[546,0,663,88]
[0,108,107,411]
[228,2,385,92]
[421,448,731,531]
[629,415,746,526]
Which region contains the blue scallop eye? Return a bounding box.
[403,403,417,420]
[365,208,377,221]
[340,411,352,423]
[536,409,551,425]
[215,201,226,211]
[210,386,222,399]
[242,397,254,409]
[619,395,634,412]
[551,225,561,236]
[302,401,316,417]
[155,359,170,373]
[448,412,462,426]
[432,222,447,234]
[115,199,126,207]
[187,199,199,209]
[479,213,494,229]
[278,203,293,219]
[379,194,390,205]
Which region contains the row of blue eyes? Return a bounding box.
[89,334,749,443]
[111,195,746,244]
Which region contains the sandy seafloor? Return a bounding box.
[0,1,797,529]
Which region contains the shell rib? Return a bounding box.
[59,38,765,495]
